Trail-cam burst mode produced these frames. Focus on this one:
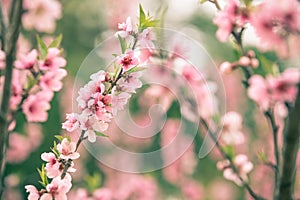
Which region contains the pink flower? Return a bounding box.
[6,133,31,163]
[248,69,299,110]
[57,138,80,160]
[111,92,131,113]
[10,70,24,110]
[221,111,245,145]
[115,17,133,38]
[14,49,37,69]
[0,50,5,69]
[39,69,67,91]
[25,185,40,200]
[214,0,249,42]
[250,0,300,57]
[22,0,62,33]
[41,152,61,178]
[93,188,113,200]
[181,180,204,200]
[268,69,299,102]
[39,48,66,71]
[138,28,155,49]
[116,72,143,93]
[22,91,51,122]
[40,174,72,200]
[62,113,80,132]
[218,154,253,186]
[248,75,270,111]
[116,50,138,71]
[83,116,109,143]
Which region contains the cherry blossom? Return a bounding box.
[41,152,61,178]
[40,174,72,200]
[25,185,40,200]
[115,17,133,38]
[22,0,62,33]
[39,48,67,71]
[250,0,300,57]
[221,111,245,145]
[62,113,80,132]
[213,0,249,42]
[39,69,67,91]
[116,50,138,71]
[22,91,52,122]
[56,138,80,160]
[138,28,155,49]
[217,154,253,186]
[14,49,38,70]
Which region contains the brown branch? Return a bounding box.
[278,84,300,200]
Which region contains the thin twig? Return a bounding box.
[200,118,266,200]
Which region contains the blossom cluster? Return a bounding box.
[25,138,78,200]
[214,0,300,57]
[25,6,156,199]
[248,68,300,113]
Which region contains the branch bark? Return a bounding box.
[0,0,22,197]
[278,84,300,200]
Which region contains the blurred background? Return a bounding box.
[4,0,300,199]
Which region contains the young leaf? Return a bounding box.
[126,66,146,74]
[54,135,64,141]
[48,34,63,48]
[139,4,146,27]
[118,34,127,54]
[95,131,109,137]
[36,35,48,60]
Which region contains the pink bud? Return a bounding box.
[239,56,251,66]
[251,58,259,68]
[220,62,233,74]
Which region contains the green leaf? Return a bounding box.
[38,164,48,187]
[199,0,208,3]
[51,141,60,157]
[242,0,253,6]
[117,34,127,54]
[126,66,146,74]
[95,131,109,137]
[84,173,102,192]
[54,135,64,141]
[258,150,268,163]
[36,35,48,60]
[139,4,146,27]
[48,34,63,48]
[223,145,236,159]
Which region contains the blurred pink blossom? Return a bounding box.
[115,17,133,38]
[214,0,249,42]
[218,154,253,186]
[0,50,5,69]
[6,133,31,163]
[221,111,245,145]
[22,0,62,33]
[250,0,300,57]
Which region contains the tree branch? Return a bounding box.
[278,84,300,200]
[0,0,23,197]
